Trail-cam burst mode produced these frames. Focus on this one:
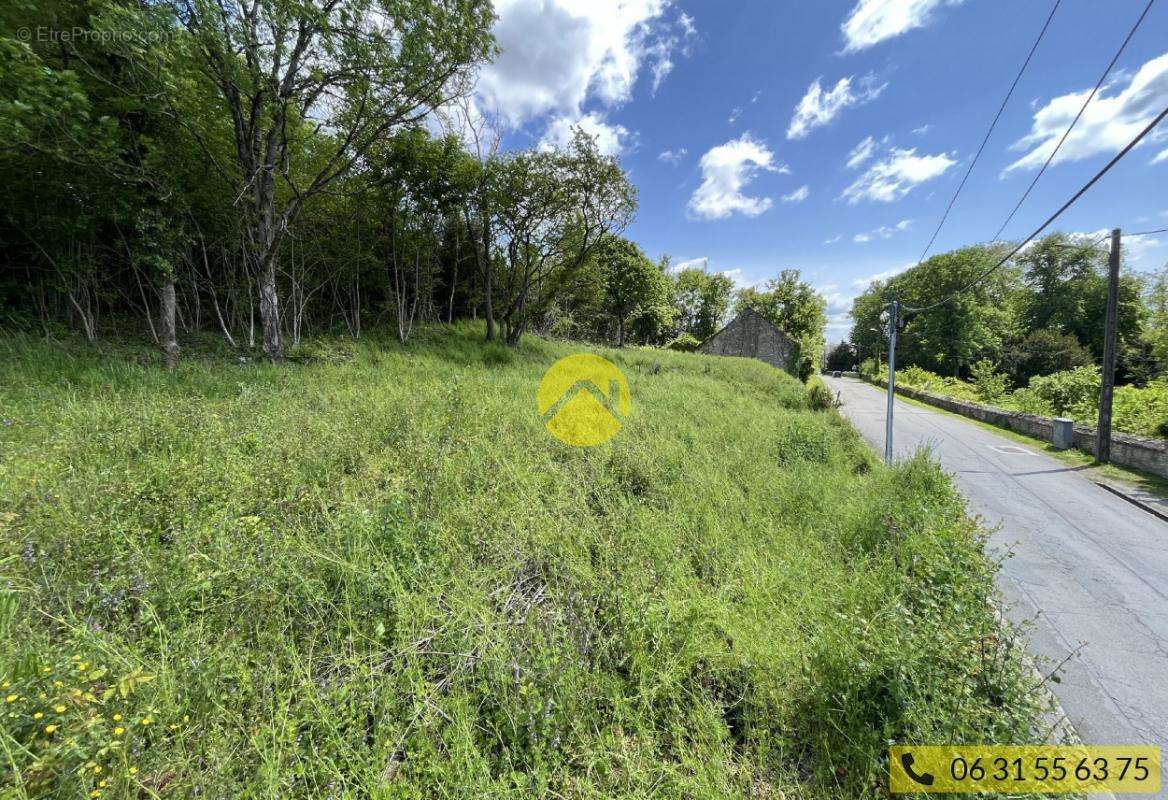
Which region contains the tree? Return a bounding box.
[491,129,635,347]
[673,268,732,341]
[171,0,495,359]
[737,269,827,380]
[598,238,669,347]
[826,341,856,371]
[1004,329,1093,385]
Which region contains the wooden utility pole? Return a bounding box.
[1096,228,1121,464]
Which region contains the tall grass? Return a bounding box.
[0,323,1047,798]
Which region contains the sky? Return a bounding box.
[459,0,1168,342]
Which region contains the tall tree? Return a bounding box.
[171,0,495,359]
[597,238,669,347]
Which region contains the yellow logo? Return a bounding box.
[537,354,631,447]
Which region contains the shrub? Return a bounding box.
[665,332,701,352]
[806,377,834,410]
[1015,365,1100,417]
[969,359,1009,404]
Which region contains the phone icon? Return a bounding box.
[900,753,935,787]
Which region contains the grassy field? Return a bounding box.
[0,324,1047,798]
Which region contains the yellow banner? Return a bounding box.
[889,745,1161,794]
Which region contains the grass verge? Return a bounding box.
[1,323,1050,798]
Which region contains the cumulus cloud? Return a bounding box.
[787,74,887,140]
[846,135,878,169]
[475,0,695,145]
[853,219,914,243]
[842,147,955,203]
[672,256,709,272]
[538,113,632,155]
[1005,52,1168,173]
[781,185,810,203]
[841,0,964,53]
[658,147,688,164]
[688,134,782,220]
[851,263,915,290]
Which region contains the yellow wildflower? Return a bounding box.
[4,695,16,703]
[98,780,107,788]
[54,704,66,713]
[128,766,138,775]
[43,724,57,734]
[183,715,190,723]
[140,717,152,725]
[89,791,100,798]
[92,765,102,774]
[112,713,122,721]
[33,712,43,720]
[113,727,124,735]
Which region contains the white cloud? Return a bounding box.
[475,1,694,133]
[538,112,631,156]
[841,147,956,203]
[1005,52,1168,173]
[851,263,915,290]
[672,256,709,272]
[688,133,780,220]
[728,106,742,125]
[787,74,887,140]
[825,234,843,244]
[841,0,964,53]
[781,184,810,203]
[912,124,932,135]
[846,135,878,169]
[658,147,688,164]
[1152,147,1168,165]
[1069,229,1163,266]
[853,219,913,243]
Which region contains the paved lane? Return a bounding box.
[824,375,1168,752]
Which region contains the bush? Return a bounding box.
[806,376,834,410]
[665,332,701,352]
[1014,365,1100,417]
[970,360,1009,404]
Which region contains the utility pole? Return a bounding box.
[1096,228,1121,464]
[885,300,899,465]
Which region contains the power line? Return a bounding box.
[914,0,1063,266]
[903,100,1168,314]
[1127,227,1168,237]
[989,0,1156,243]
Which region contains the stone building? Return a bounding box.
[697,307,798,376]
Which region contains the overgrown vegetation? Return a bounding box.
[850,235,1167,389]
[883,361,1168,439]
[1,325,1049,798]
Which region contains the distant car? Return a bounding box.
[832,370,842,378]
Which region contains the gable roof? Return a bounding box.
[699,306,792,349]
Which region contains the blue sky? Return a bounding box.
[464,0,1168,341]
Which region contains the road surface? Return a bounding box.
[824,375,1168,752]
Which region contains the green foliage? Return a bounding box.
[969,359,1008,404]
[672,268,733,341]
[1011,365,1100,418]
[805,376,834,410]
[665,332,701,352]
[825,341,856,372]
[1004,329,1094,385]
[737,269,827,380]
[0,325,1047,798]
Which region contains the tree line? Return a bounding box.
[1,0,829,371]
[832,235,1168,388]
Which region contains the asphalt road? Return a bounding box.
[823,375,1168,753]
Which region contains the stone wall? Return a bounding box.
[863,376,1168,479]
[699,309,796,375]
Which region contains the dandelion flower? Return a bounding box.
[140,717,152,726]
[33,712,43,720]
[128,766,138,775]
[114,726,124,735]
[98,780,107,788]
[54,704,66,713]
[112,713,122,721]
[92,765,102,774]
[4,695,16,703]
[89,791,100,798]
[43,724,57,734]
